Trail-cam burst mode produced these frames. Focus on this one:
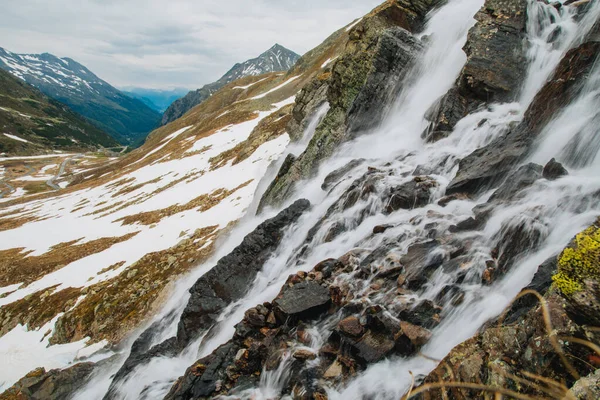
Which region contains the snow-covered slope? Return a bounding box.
[161,44,301,125]
[0,47,161,146]
[0,18,350,393]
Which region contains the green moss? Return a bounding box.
[552,223,600,297]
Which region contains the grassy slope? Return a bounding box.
[0,69,119,155]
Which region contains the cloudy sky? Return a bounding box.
[0,0,382,90]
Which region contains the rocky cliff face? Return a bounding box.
[161,44,300,125]
[258,0,442,210]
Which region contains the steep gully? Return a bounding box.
[70,0,600,399]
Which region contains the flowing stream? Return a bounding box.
[77,0,600,398]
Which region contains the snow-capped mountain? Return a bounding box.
[161,44,300,125]
[220,43,301,84]
[0,47,161,146]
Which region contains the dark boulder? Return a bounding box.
[351,330,396,363]
[274,281,331,321]
[425,0,528,141]
[321,159,364,191]
[447,41,600,195]
[542,158,568,180]
[165,342,242,400]
[488,163,542,203]
[177,199,310,346]
[384,176,438,213]
[0,363,96,400]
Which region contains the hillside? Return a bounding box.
[0,0,600,399]
[162,44,300,125]
[0,69,118,156]
[0,48,161,146]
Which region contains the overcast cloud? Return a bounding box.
[0,0,382,89]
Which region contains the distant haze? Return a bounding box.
[0,0,381,89]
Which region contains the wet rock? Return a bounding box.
[423,88,472,142]
[460,0,528,102]
[338,316,364,337]
[437,192,470,207]
[314,258,344,280]
[274,281,331,320]
[0,363,95,400]
[447,41,600,195]
[488,163,542,203]
[352,330,396,363]
[323,360,343,378]
[321,159,364,191]
[394,321,432,356]
[449,217,482,233]
[347,28,424,135]
[384,176,438,213]
[425,0,528,141]
[165,342,241,400]
[493,216,547,276]
[397,300,442,329]
[505,257,556,323]
[542,158,568,180]
[259,0,437,209]
[400,240,444,288]
[177,199,310,346]
[293,348,317,361]
[373,224,393,234]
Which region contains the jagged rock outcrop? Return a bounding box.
[446,40,600,195]
[0,363,95,400]
[102,199,310,399]
[423,0,528,141]
[177,198,311,345]
[165,250,440,400]
[259,0,443,210]
[419,220,600,400]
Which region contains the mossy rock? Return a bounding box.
[552,218,600,325]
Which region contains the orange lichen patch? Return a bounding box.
[209,104,293,170]
[51,225,220,345]
[111,176,162,198]
[0,232,139,286]
[116,180,253,226]
[0,286,81,338]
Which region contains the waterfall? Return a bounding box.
[74,0,600,398]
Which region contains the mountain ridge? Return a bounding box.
[0,68,119,156]
[0,47,161,146]
[161,43,300,125]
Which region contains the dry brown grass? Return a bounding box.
[209,105,293,170]
[0,232,139,286]
[410,290,600,400]
[115,180,253,226]
[50,225,220,345]
[0,286,81,338]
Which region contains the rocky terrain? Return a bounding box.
[0,47,161,146]
[1,0,600,399]
[162,44,301,125]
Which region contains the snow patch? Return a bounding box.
[3,133,30,143]
[250,76,300,100]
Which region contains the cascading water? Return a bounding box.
[76,0,600,399]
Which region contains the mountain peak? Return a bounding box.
[162,43,301,125]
